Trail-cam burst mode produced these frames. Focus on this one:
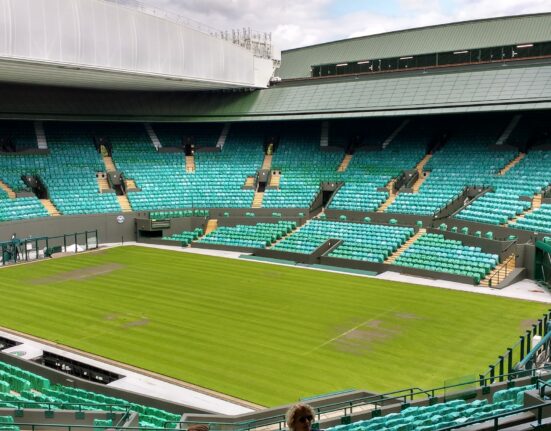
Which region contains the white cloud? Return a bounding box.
[137,0,551,50]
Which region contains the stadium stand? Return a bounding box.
[2,5,551,431]
[511,204,551,234]
[387,116,514,216]
[263,123,342,208]
[152,123,222,149]
[273,220,414,261]
[0,359,180,428]
[455,149,551,225]
[393,232,499,284]
[329,119,429,212]
[325,386,533,431]
[163,228,204,245]
[198,221,297,248]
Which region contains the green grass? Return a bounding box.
[0,246,547,407]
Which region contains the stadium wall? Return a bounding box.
[0,210,539,285]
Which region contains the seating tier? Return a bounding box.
[197,221,296,248]
[394,233,499,283]
[273,220,414,262]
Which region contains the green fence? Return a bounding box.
[0,230,98,266]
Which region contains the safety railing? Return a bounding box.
[172,369,551,431]
[1,230,99,266]
[0,400,131,413]
[481,310,551,383]
[485,253,515,288]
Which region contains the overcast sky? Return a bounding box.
[138,0,551,51]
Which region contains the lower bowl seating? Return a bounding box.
[197,221,297,248]
[394,233,499,284]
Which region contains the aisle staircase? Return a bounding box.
[269,220,305,249]
[496,114,522,146]
[144,123,162,150]
[508,193,542,225]
[261,154,273,170]
[116,195,132,212]
[412,172,431,193]
[384,229,426,264]
[252,191,264,208]
[244,176,256,187]
[125,178,137,190]
[480,254,516,287]
[377,179,397,212]
[416,153,432,173]
[382,119,409,149]
[185,155,195,173]
[337,154,352,172]
[102,155,116,172]
[0,180,16,199]
[216,123,231,149]
[34,121,48,150]
[269,172,281,188]
[97,175,110,193]
[40,199,60,216]
[407,153,432,192]
[499,152,525,175]
[205,219,218,235]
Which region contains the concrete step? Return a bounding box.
[40,199,60,216]
[117,195,132,212]
[385,229,426,264]
[337,154,352,172]
[0,179,16,199]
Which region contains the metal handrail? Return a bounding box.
[485,253,515,287]
[172,370,550,431]
[0,401,131,413]
[4,371,550,431]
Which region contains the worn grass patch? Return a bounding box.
[0,246,546,406]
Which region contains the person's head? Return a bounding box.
[187,425,209,431]
[286,403,315,431]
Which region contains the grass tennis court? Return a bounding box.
[0,245,547,407]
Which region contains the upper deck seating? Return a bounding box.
[329,120,429,212]
[152,123,222,148]
[455,150,551,225]
[387,117,514,216]
[112,123,262,210]
[264,124,342,208]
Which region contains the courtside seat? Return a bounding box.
[273,220,413,260]
[394,233,498,283]
[198,221,295,248]
[163,228,204,245]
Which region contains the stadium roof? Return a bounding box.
[2,60,551,121]
[0,0,275,91]
[278,13,551,80]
